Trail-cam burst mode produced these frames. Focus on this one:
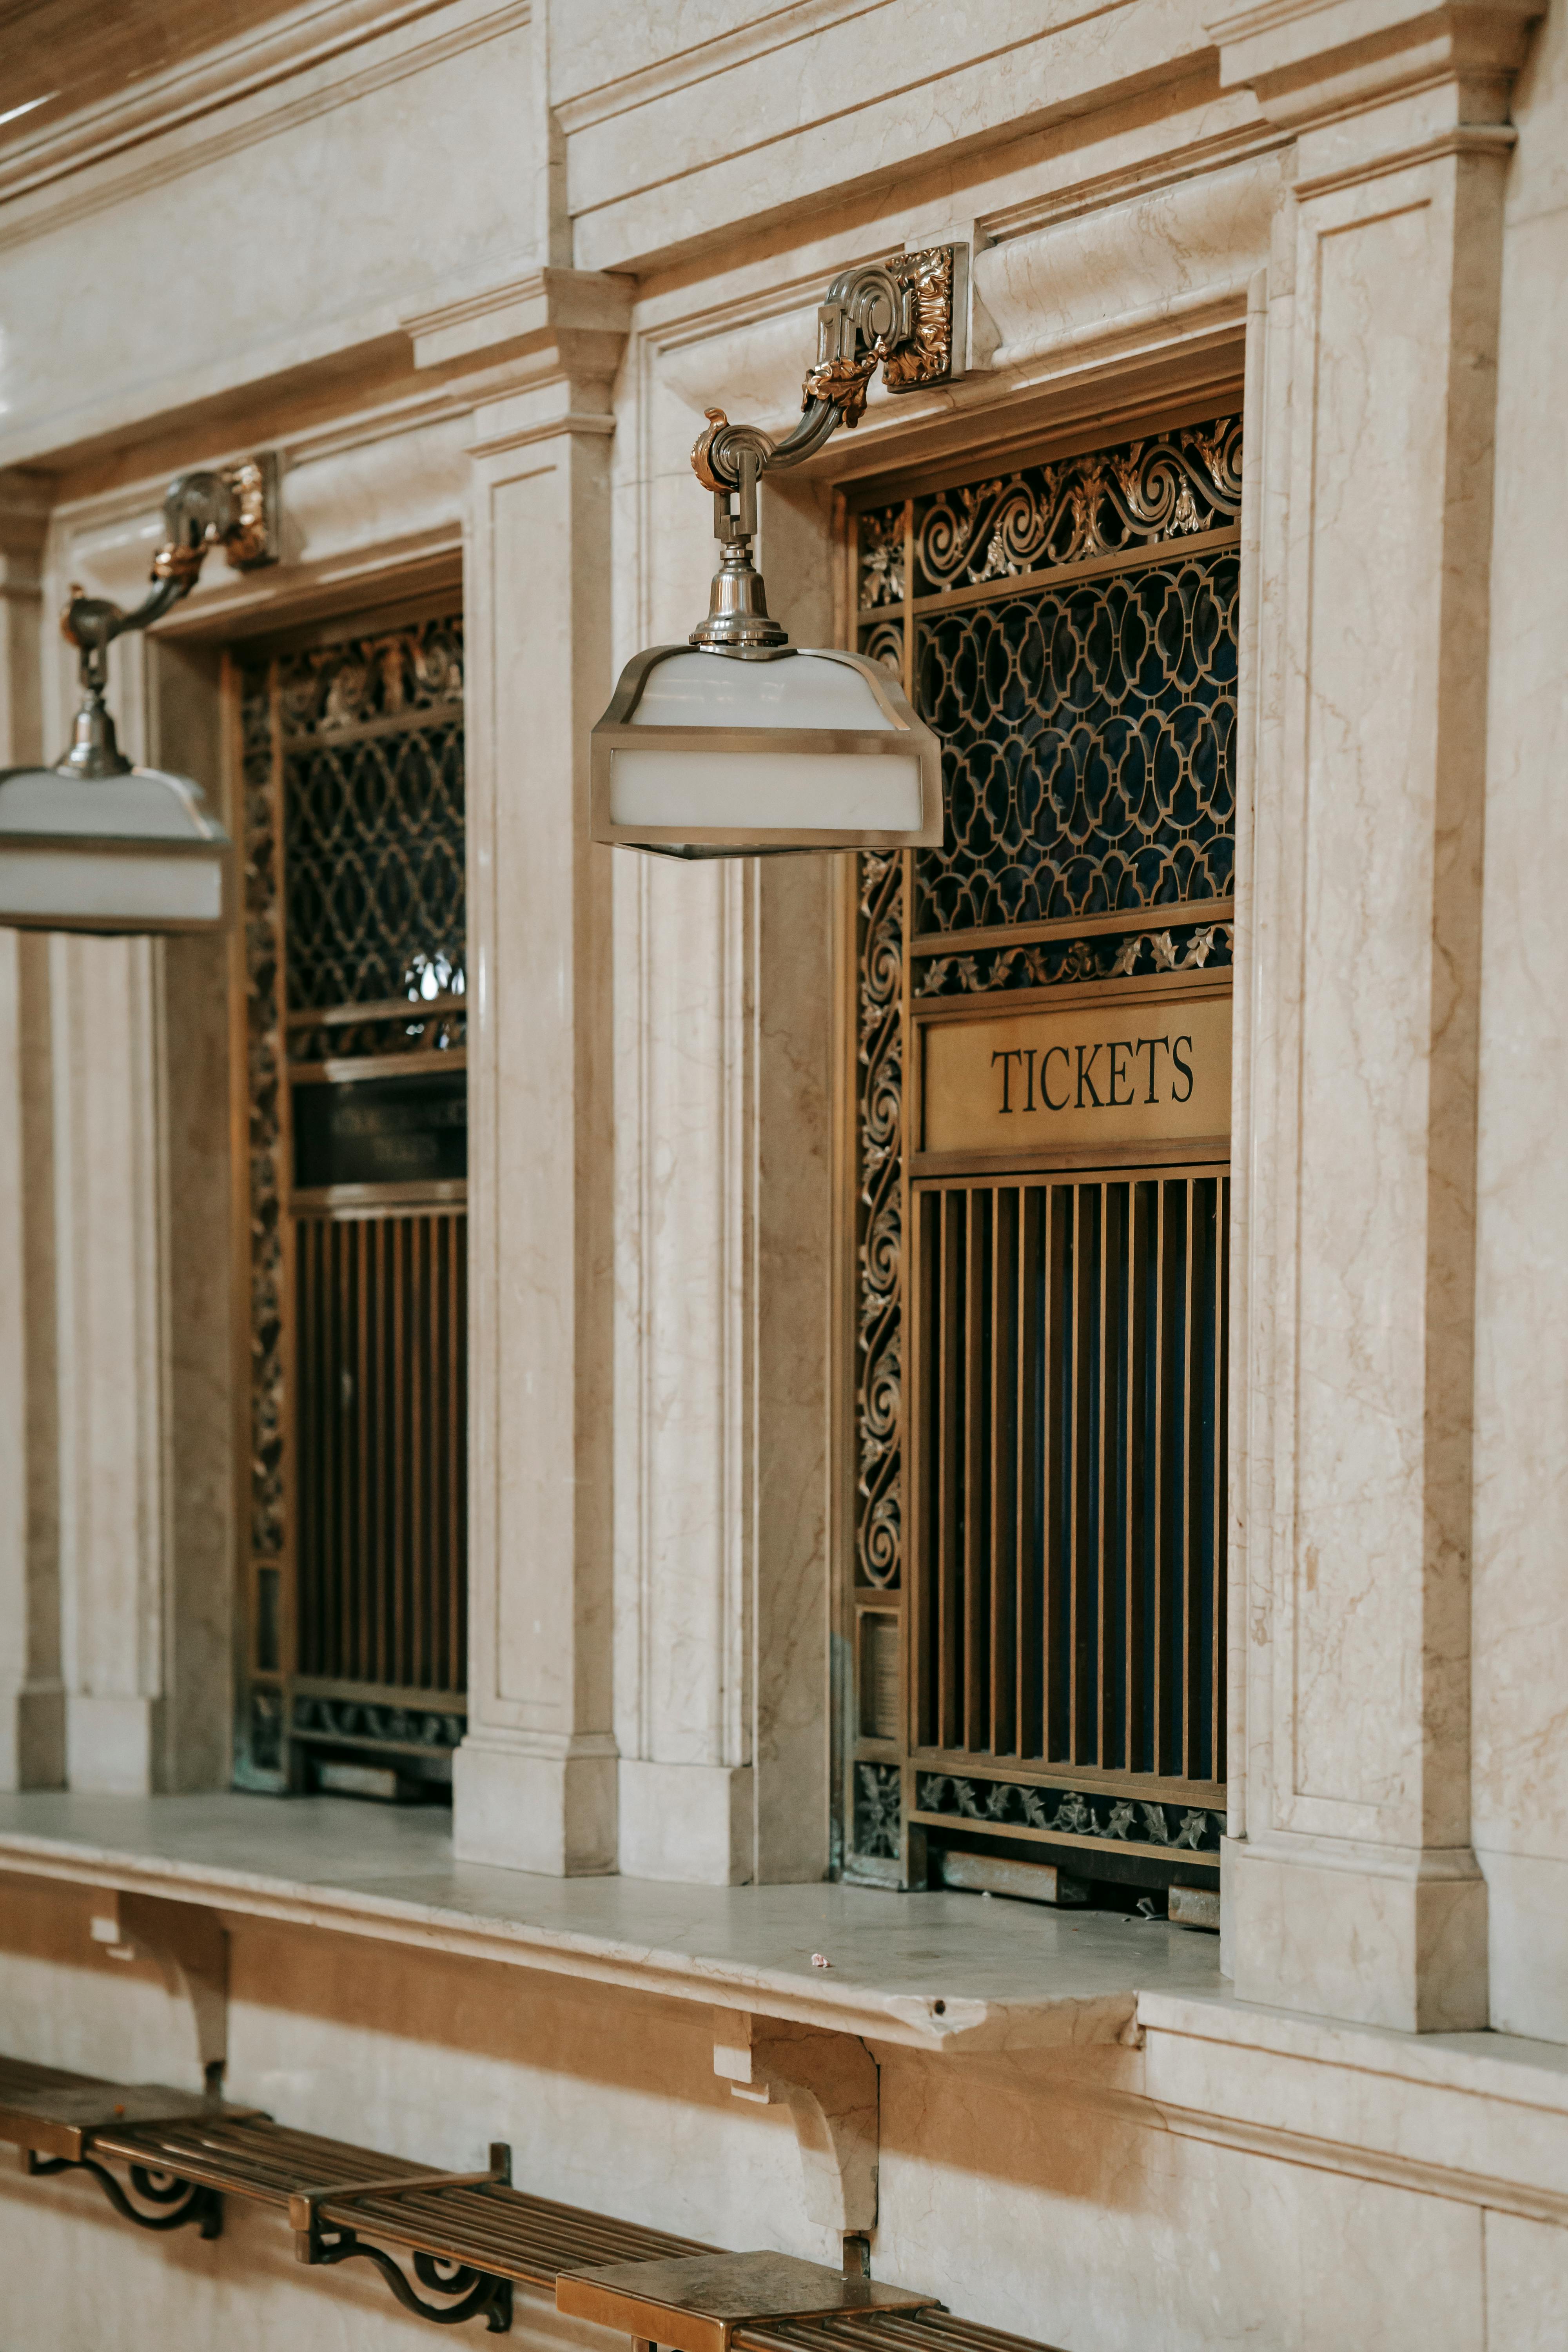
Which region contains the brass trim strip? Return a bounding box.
[911,1138,1232,1179]
[911,898,1235,956]
[279,703,463,751]
[858,522,1241,624]
[907,1811,1218,1869]
[911,966,1234,1027]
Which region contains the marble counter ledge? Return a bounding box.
[0,1791,1223,2053]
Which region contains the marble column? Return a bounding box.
[0,469,62,1791]
[1216,0,1537,2030]
[448,273,632,1874]
[608,416,835,1886]
[31,517,235,1795]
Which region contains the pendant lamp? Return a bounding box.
[0,457,277,933]
[590,249,966,858]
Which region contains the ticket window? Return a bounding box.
[842,413,1240,1908]
[231,603,468,1798]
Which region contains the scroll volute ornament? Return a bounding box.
[689,245,964,498]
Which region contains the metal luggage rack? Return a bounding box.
[0,2052,1064,2347]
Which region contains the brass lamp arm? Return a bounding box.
[690,245,961,504]
[62,455,279,694]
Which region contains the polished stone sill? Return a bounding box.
[0,1790,1223,2053]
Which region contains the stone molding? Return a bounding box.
[404,265,635,376]
[1207,0,1541,128]
[1140,1991,1568,2227]
[554,0,889,136]
[0,0,533,243]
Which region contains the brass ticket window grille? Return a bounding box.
[232,607,468,1793]
[840,412,1240,1892]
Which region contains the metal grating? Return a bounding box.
[234,610,469,1790]
[278,617,466,1013]
[844,417,1240,1878]
[912,1173,1228,1786]
[294,1207,467,1693]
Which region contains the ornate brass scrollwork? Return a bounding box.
[685,247,964,654]
[58,453,280,777]
[688,245,962,496]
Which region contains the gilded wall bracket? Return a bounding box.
[684,247,963,658]
[691,246,962,498]
[61,453,279,774]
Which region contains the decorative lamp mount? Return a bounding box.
[589,249,960,858]
[61,455,279,779]
[0,454,279,933]
[686,245,961,658]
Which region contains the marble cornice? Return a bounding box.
[1290,113,1516,192]
[980,119,1292,245]
[0,0,532,252]
[1206,0,1541,131]
[553,0,894,135]
[642,154,1275,473]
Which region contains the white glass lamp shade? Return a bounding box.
[589,646,943,856]
[0,759,233,932]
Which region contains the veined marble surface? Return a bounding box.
[0,1790,1223,2050]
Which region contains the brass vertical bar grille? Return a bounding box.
[447,1210,463,1689]
[1181,1178,1201,1782]
[936,1192,962,1751]
[1125,1182,1151,1775]
[1213,1177,1230,1784]
[989,1186,1018,1757]
[1151,1181,1174,1773]
[1020,1185,1044,1759]
[962,1186,987,1752]
[294,1208,468,1693]
[911,1170,1227,1798]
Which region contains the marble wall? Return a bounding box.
[0,0,1566,2337]
[1472,0,1568,2046]
[2,1880,1566,2350]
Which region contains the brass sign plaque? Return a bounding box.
[920,990,1231,1158]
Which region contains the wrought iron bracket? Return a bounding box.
[24,2147,223,2239]
[685,249,964,655]
[60,452,280,776]
[290,2141,514,2332]
[309,2232,514,2331]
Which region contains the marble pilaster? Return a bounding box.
[451,274,632,1875]
[1217,0,1537,2030]
[0,468,62,1791]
